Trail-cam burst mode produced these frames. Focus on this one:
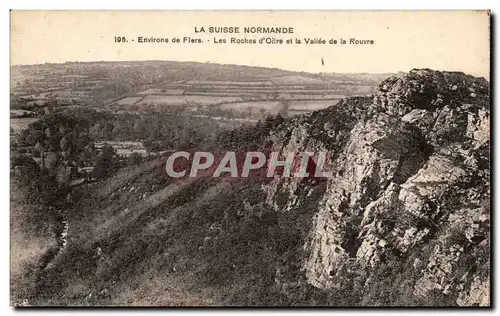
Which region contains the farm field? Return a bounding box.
[117,79,369,117]
[115,96,143,106]
[136,95,244,106]
[11,61,389,122]
[288,100,340,110]
[220,101,283,114]
[101,71,385,119]
[269,75,328,85]
[186,80,274,86]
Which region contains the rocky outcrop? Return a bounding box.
[264,69,490,306]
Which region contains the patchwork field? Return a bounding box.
[11,61,388,123]
[107,73,383,119]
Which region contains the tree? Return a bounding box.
[128,153,143,165]
[32,148,41,158]
[92,145,116,180]
[44,152,61,175]
[143,140,153,156]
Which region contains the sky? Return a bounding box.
[10,11,490,78]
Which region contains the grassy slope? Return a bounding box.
[22,147,328,306]
[10,179,60,305]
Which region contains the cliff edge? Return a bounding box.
[264,69,490,306]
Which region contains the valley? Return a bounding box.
[9,63,490,307]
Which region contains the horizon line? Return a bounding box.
[10,59,488,80]
[10,59,403,76]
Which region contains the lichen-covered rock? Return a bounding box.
[263,69,490,306]
[456,276,490,306]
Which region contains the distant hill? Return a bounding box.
[11,60,390,119]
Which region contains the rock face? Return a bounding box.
[264,69,490,306]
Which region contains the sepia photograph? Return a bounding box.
[9,10,491,307]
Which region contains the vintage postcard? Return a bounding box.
[10,11,491,307]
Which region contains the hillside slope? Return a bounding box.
[13,69,490,306]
